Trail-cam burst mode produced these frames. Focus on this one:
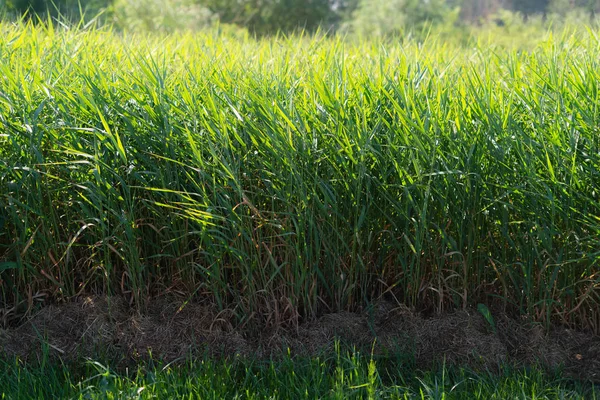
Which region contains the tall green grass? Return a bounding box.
[0,21,599,331]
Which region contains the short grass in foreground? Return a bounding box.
[1,347,597,399]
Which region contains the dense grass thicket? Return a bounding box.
[0,22,599,331]
[1,349,597,399]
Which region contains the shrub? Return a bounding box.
[111,0,215,32]
[342,0,452,38]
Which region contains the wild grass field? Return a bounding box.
[1,21,599,329]
[0,19,600,398]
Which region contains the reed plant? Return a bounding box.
[0,21,599,331]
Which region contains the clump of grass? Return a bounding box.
[0,20,599,332]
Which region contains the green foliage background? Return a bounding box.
[2,0,600,34]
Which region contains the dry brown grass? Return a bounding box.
[1,296,599,381]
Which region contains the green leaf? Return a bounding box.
[477,303,496,333]
[0,262,18,272]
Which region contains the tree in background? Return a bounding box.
[343,0,451,37]
[3,0,110,19]
[3,0,46,15]
[2,0,600,34]
[548,0,600,14]
[510,0,550,15]
[113,0,214,32]
[459,0,506,21]
[201,0,339,34]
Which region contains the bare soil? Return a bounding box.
[1,296,599,381]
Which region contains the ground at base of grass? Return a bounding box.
[1,296,600,383]
[1,350,598,399]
